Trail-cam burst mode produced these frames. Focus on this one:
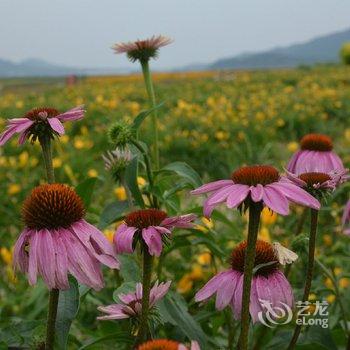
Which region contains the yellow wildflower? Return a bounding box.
[259,227,271,242]
[339,278,349,288]
[18,151,29,167]
[287,142,299,153]
[0,247,13,265]
[177,274,193,294]
[137,176,147,187]
[326,294,336,303]
[8,184,21,195]
[88,169,98,177]
[322,234,332,247]
[197,252,211,266]
[261,207,277,225]
[115,186,127,201]
[103,229,114,243]
[53,158,62,168]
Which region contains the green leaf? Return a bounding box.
[119,255,141,282]
[159,162,202,188]
[125,157,145,208]
[99,201,129,229]
[55,277,80,350]
[78,332,133,350]
[75,177,98,209]
[157,291,212,348]
[132,102,164,131]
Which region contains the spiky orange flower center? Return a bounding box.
[300,133,333,152]
[231,165,279,186]
[230,240,278,276]
[22,184,85,229]
[25,107,59,121]
[138,339,180,350]
[125,209,167,229]
[298,172,331,186]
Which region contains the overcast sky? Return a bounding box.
[1,0,349,70]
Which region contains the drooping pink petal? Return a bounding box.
[13,228,32,273]
[0,119,33,146]
[226,185,250,208]
[262,186,290,215]
[57,105,85,122]
[270,182,320,210]
[61,229,104,290]
[161,214,197,229]
[231,273,244,320]
[53,233,69,290]
[250,184,264,202]
[206,185,237,206]
[37,229,56,290]
[47,117,65,135]
[249,277,263,323]
[195,270,233,302]
[203,198,216,218]
[142,227,163,256]
[215,270,240,310]
[191,180,234,195]
[28,231,40,286]
[150,280,171,307]
[114,223,137,254]
[72,219,120,269]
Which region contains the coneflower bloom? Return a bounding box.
[138,339,200,350]
[97,280,171,321]
[112,35,173,62]
[191,165,320,217]
[0,105,85,146]
[114,209,196,257]
[13,184,119,290]
[195,240,294,323]
[287,134,344,174]
[286,169,348,192]
[342,200,350,235]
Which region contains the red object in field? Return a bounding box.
[66,75,78,86]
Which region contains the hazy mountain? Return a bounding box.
[1,27,350,77]
[0,58,131,78]
[210,27,350,70]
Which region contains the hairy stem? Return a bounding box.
[141,60,159,170]
[135,242,153,346]
[238,201,262,350]
[287,209,319,350]
[39,135,59,350]
[45,289,59,350]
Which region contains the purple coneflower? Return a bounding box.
[342,200,350,235]
[195,240,294,323]
[285,169,348,192]
[112,35,173,62]
[138,339,200,350]
[13,184,119,290]
[191,165,320,217]
[0,106,85,146]
[287,134,344,174]
[114,209,196,257]
[97,280,171,320]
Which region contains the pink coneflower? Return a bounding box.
[114,209,196,257]
[342,200,350,235]
[0,105,85,146]
[112,35,173,62]
[97,280,171,321]
[191,165,320,217]
[287,134,344,174]
[13,184,119,290]
[138,339,200,350]
[286,169,348,192]
[195,240,294,323]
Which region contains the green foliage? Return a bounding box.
[340,42,350,65]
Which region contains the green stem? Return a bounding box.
[238,201,262,350]
[141,60,159,170]
[226,309,235,350]
[131,140,158,208]
[45,289,59,350]
[135,242,153,346]
[39,135,59,349]
[122,177,133,209]
[39,136,55,183]
[287,209,319,350]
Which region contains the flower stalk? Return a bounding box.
[135,241,154,345]
[141,60,159,170]
[39,134,59,350]
[287,208,319,350]
[238,201,262,350]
